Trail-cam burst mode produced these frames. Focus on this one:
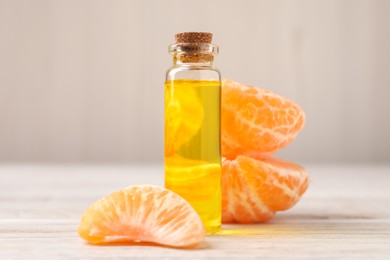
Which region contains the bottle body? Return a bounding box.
[165,65,222,233]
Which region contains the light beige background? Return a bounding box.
[0,0,389,164]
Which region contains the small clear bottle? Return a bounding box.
[164,32,221,233]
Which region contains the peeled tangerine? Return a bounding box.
[222,79,305,160]
[78,185,205,248]
[222,156,309,223]
[221,79,309,223]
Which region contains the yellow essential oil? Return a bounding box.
[165,32,222,233]
[165,79,221,233]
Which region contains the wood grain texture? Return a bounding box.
[1,164,390,258]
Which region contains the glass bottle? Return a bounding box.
[164,32,221,233]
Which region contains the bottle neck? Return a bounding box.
[169,43,218,67]
[173,53,214,66]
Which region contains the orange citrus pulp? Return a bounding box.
[78,185,205,248]
[221,79,309,223]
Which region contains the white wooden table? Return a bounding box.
[1,164,389,259]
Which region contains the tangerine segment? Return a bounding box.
[165,80,204,157]
[165,156,222,233]
[222,156,309,223]
[78,185,205,248]
[221,79,305,159]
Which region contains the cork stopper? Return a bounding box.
[175,32,213,44]
[173,32,216,63]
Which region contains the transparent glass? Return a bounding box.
[164,43,222,233]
